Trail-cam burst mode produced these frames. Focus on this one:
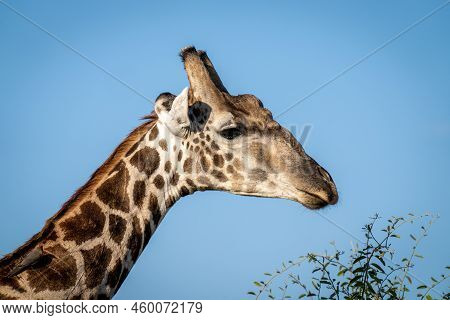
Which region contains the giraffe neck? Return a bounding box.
[0,120,192,299]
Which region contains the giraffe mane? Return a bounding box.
[0,113,158,272]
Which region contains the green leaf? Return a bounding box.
[337,269,346,276]
[349,275,363,286]
[414,253,424,259]
[298,294,306,299]
[406,275,412,284]
[264,273,272,276]
[431,277,438,283]
[371,263,385,273]
[253,281,262,287]
[352,267,365,274]
[410,234,416,241]
[247,291,256,296]
[426,294,432,300]
[375,256,386,266]
[353,256,365,264]
[417,285,427,290]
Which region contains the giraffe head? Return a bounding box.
[155,47,338,209]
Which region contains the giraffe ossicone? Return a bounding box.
[0,46,338,299]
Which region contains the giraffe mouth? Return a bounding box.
[232,189,333,210]
[297,190,334,210]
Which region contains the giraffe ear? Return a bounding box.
[155,87,190,137]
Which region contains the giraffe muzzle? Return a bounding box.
[293,163,338,209]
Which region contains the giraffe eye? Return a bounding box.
[220,127,242,140]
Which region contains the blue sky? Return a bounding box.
[0,0,449,299]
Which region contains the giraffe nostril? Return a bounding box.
[318,166,332,182]
[327,189,339,205]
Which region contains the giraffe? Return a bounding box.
[0,47,338,299]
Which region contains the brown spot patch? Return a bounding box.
[226,164,235,174]
[133,180,146,208]
[233,158,243,170]
[0,293,17,300]
[186,178,195,187]
[130,147,160,177]
[180,186,190,197]
[183,158,193,173]
[148,125,159,141]
[213,154,224,168]
[97,162,131,212]
[200,156,210,172]
[197,176,211,186]
[211,141,220,151]
[225,153,233,161]
[177,150,183,161]
[128,217,143,263]
[81,244,112,289]
[249,168,268,181]
[193,137,200,144]
[164,160,171,173]
[206,135,211,142]
[165,196,175,209]
[143,219,152,247]
[47,230,58,241]
[106,260,123,289]
[212,170,228,182]
[148,194,161,227]
[0,276,25,293]
[170,172,180,186]
[61,201,106,244]
[28,244,77,293]
[109,214,127,244]
[158,139,168,151]
[153,174,165,189]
